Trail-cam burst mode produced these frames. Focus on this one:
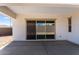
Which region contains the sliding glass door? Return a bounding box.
[26,19,55,40]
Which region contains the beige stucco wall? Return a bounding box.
[12,12,79,45]
[66,14,79,44]
[12,14,68,41]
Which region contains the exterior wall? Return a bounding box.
[12,16,26,41]
[12,14,68,41]
[56,17,67,40]
[13,13,79,45]
[67,15,79,44]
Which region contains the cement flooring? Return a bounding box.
[0,41,79,55]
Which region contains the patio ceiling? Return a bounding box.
[0,6,16,19]
[1,3,79,16]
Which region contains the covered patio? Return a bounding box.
[0,3,79,55]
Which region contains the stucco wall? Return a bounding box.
[66,15,79,44]
[56,17,67,40]
[12,15,26,41]
[12,13,79,45]
[12,14,68,41]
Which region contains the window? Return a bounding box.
[68,17,72,32]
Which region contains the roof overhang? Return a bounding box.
[0,6,16,19]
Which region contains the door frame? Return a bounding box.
[26,18,56,41]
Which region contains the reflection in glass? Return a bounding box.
[27,21,36,40]
[36,21,45,39]
[46,21,55,39]
[27,20,55,40]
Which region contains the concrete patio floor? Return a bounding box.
[0,41,79,55]
[0,36,12,49]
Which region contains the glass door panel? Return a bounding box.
[27,21,36,40]
[46,21,55,39]
[36,21,46,39]
[26,20,55,40]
